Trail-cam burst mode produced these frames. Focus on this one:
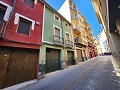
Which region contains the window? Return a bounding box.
[55,27,60,37]
[17,17,32,35]
[66,33,70,41]
[0,4,7,25]
[24,0,35,7]
[66,33,70,45]
[54,14,60,22]
[54,27,61,42]
[65,22,69,28]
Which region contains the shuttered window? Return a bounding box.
[66,33,70,45]
[24,0,35,7]
[17,17,31,35]
[54,27,60,42]
[55,27,60,37]
[66,33,70,40]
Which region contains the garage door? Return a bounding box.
[77,49,82,63]
[0,46,38,89]
[67,51,74,66]
[46,48,60,73]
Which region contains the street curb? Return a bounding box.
[2,79,37,90]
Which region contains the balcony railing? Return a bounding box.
[53,35,64,46]
[88,42,94,47]
[74,38,82,43]
[70,5,76,11]
[71,14,78,20]
[73,25,80,32]
[65,40,73,48]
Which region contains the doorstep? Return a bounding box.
[2,79,37,90]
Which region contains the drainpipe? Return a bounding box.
[60,20,65,69]
[1,0,16,38]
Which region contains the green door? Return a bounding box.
[46,48,60,73]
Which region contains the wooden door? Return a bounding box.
[77,49,82,63]
[0,47,39,89]
[67,51,74,66]
[0,47,10,89]
[46,48,60,73]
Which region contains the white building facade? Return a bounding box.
[97,30,111,54]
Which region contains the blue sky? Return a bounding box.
[46,0,101,38]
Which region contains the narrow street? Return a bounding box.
[22,56,120,90]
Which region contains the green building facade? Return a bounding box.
[39,3,75,73]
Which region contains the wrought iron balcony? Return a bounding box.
[88,42,94,47]
[71,14,78,20]
[74,38,82,43]
[73,25,80,33]
[70,5,77,11]
[75,38,87,47]
[65,40,73,48]
[53,35,64,46]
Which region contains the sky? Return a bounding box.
[46,0,101,38]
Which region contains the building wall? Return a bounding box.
[110,33,120,59]
[58,0,71,23]
[1,0,14,6]
[40,4,75,72]
[0,0,44,49]
[43,6,74,46]
[43,6,62,43]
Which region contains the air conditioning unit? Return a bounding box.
[116,18,120,35]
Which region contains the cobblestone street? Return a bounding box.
[23,56,120,90]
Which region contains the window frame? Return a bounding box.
[14,13,35,31]
[64,22,69,28]
[53,25,63,44]
[0,5,6,25]
[65,32,70,41]
[0,1,12,22]
[17,17,32,36]
[54,14,60,22]
[53,25,62,38]
[24,0,35,8]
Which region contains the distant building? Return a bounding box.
[59,0,97,62]
[97,31,111,54]
[94,38,102,56]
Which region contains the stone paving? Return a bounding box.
[23,56,120,90]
